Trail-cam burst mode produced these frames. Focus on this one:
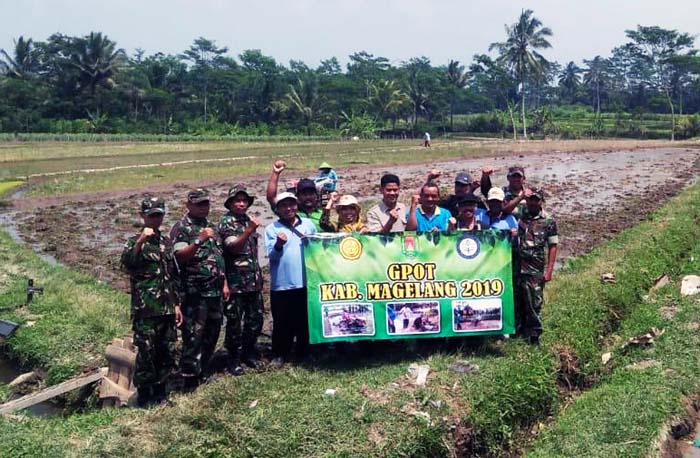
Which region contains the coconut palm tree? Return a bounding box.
[489,9,552,139]
[285,76,321,136]
[583,56,608,115]
[0,36,39,78]
[366,79,409,128]
[446,60,469,129]
[69,32,126,95]
[558,61,581,103]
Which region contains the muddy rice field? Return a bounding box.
[1,146,699,293]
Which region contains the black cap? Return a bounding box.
[455,172,472,185]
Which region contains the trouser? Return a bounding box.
[180,294,223,377]
[270,288,309,359]
[517,275,545,338]
[132,315,177,389]
[224,291,264,357]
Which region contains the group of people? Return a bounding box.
[121,157,558,407]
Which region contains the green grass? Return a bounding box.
[0,180,23,197]
[0,231,130,383]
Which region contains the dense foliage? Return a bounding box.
[1,13,699,138]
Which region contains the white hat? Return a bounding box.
[274,192,298,206]
[337,194,360,209]
[487,188,506,202]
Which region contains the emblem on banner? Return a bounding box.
[457,235,480,259]
[403,235,417,257]
[339,236,363,260]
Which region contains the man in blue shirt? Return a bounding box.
[479,188,518,232]
[264,192,317,367]
[406,182,453,232]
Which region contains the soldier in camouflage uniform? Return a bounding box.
[121,196,183,407]
[515,189,559,344]
[170,188,229,390]
[217,184,264,374]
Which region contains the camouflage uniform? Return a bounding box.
[218,185,264,362]
[120,197,178,401]
[515,202,559,339]
[170,189,225,378]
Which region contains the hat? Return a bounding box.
[487,188,506,202]
[318,162,332,170]
[296,178,317,193]
[507,166,525,177]
[141,196,165,215]
[225,184,255,209]
[274,192,298,207]
[456,193,480,206]
[528,188,545,200]
[336,194,360,210]
[455,172,473,185]
[187,188,210,203]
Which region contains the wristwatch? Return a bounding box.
[194,239,203,247]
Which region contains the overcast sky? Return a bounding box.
[3,0,699,69]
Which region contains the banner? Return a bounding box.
[305,231,515,344]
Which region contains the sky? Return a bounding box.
[2,0,700,69]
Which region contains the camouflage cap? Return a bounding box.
[528,188,546,200]
[225,184,255,209]
[187,188,210,203]
[141,196,166,215]
[507,166,525,177]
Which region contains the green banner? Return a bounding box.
[305,231,515,343]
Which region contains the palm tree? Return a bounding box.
[366,79,409,128]
[489,9,552,139]
[446,60,469,129]
[583,56,608,115]
[69,32,126,96]
[285,77,321,136]
[558,61,581,103]
[0,36,39,78]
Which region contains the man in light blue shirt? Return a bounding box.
[406,182,452,232]
[264,192,317,367]
[479,188,518,232]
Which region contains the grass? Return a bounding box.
[0,181,24,198]
[0,231,130,384]
[1,138,683,197]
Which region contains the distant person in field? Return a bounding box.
[121,196,182,407]
[406,182,454,232]
[314,162,338,193]
[217,184,264,376]
[423,132,431,147]
[481,165,533,216]
[366,173,408,233]
[515,188,558,345]
[267,159,323,231]
[320,192,369,233]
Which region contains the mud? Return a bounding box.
[1,147,698,294]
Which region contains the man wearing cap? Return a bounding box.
[264,192,317,367]
[482,165,532,216]
[454,194,488,230]
[481,188,518,231]
[515,189,558,344]
[406,182,454,232]
[366,173,408,233]
[170,188,229,389]
[428,169,486,217]
[121,196,183,407]
[266,159,323,231]
[217,184,263,374]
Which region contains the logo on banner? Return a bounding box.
[339,236,363,260]
[457,235,480,259]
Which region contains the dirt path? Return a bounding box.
[1,147,698,292]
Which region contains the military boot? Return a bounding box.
[136,386,154,408]
[227,354,244,376]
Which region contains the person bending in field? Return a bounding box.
[320,192,369,233]
[121,196,183,407]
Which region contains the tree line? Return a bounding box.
[1,10,699,139]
